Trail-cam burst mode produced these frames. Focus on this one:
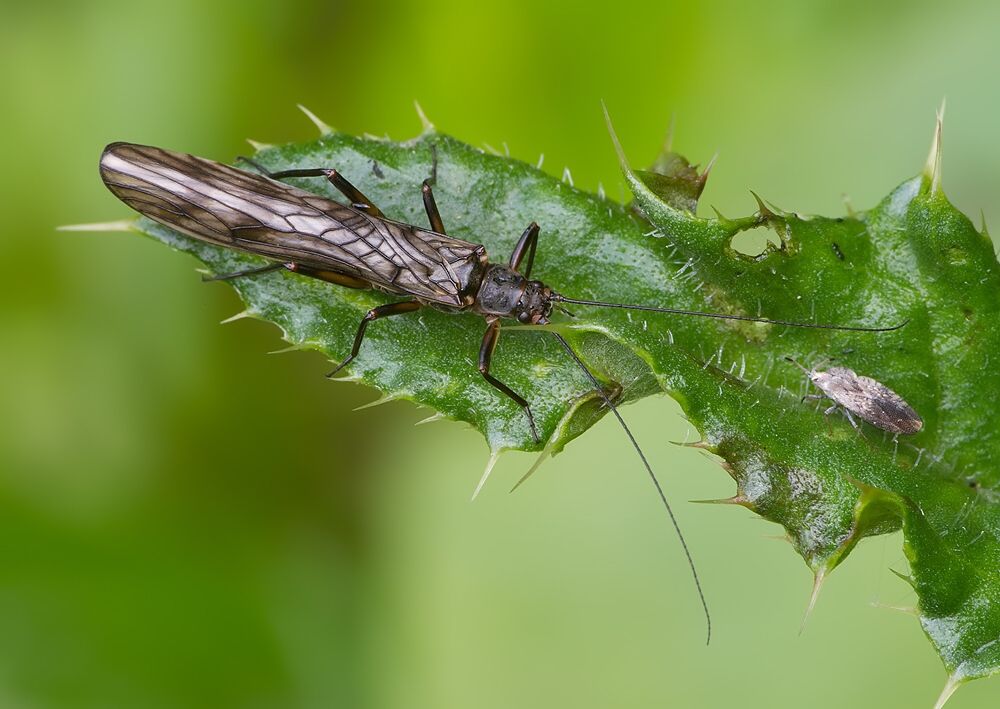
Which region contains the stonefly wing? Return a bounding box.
[100,142,483,307]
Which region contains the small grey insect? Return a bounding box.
[786,357,923,435]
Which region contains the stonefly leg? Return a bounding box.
[327,300,421,378]
[203,261,287,282]
[421,145,448,233]
[203,262,372,291]
[421,180,446,234]
[478,318,540,443]
[285,168,385,219]
[508,221,540,278]
[285,264,371,290]
[238,157,385,218]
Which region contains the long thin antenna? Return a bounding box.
[551,295,907,333]
[550,332,711,645]
[784,356,811,374]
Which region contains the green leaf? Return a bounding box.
[123,114,999,700]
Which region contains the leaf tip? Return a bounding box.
[711,205,734,225]
[413,100,435,134]
[933,673,963,709]
[889,567,915,588]
[246,138,274,152]
[219,309,253,325]
[510,434,561,493]
[690,494,751,508]
[799,567,827,634]
[415,412,446,426]
[662,112,677,153]
[297,104,334,136]
[749,190,777,221]
[326,372,362,384]
[923,99,946,195]
[869,600,918,616]
[761,533,792,544]
[353,393,401,411]
[696,152,718,196]
[57,219,138,233]
[472,450,502,501]
[266,342,308,355]
[601,101,631,174]
[679,439,714,450]
[841,193,857,218]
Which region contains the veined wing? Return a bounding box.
[100,142,486,307]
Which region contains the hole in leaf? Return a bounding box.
[731,226,780,257]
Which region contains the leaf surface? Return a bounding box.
[124,117,1000,697]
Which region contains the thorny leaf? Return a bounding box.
[116,111,999,702]
[633,124,710,213]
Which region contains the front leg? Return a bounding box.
[478,318,540,444]
[508,222,540,278]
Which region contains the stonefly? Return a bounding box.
[100,141,907,644]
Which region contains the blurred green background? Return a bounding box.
[2,1,999,707]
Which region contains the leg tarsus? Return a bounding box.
[429,143,439,185]
[478,319,540,443]
[326,301,421,377]
[323,169,385,218]
[235,156,271,175]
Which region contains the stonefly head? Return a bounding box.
[516,279,554,324]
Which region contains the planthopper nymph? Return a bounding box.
[786,357,923,435]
